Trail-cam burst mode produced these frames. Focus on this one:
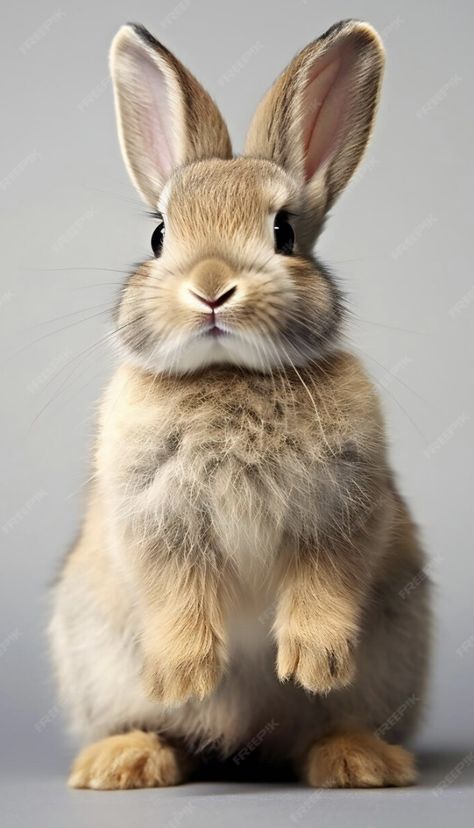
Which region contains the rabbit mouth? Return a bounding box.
[203,319,230,339]
[208,326,226,338]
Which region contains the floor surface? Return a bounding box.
[2,750,473,827]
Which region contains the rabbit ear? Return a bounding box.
[245,20,384,227]
[110,24,232,206]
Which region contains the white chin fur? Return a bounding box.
[117,332,317,375]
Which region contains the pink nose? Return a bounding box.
[188,285,237,310]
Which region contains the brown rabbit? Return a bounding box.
[49,20,431,790]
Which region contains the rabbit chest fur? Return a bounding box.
[98,355,384,586]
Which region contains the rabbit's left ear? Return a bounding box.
[245,20,384,230]
[110,24,232,206]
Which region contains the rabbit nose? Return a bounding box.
[188,285,237,310]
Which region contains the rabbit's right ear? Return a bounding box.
[110,24,232,206]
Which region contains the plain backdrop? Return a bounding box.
[1,0,473,824]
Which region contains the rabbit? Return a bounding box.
[49,19,431,790]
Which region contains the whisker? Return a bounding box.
[28,313,149,427]
[23,266,131,275]
[356,347,435,412]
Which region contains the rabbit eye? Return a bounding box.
[151,218,165,257]
[274,210,295,255]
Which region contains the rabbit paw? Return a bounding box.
[68,731,188,790]
[277,630,357,695]
[304,730,416,788]
[142,647,223,706]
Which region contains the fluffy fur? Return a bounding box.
[49,19,431,790]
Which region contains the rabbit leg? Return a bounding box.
[140,561,228,706]
[274,547,364,695]
[302,729,416,788]
[68,730,191,790]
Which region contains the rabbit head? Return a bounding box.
[110,21,384,374]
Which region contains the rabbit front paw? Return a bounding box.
[276,629,357,695]
[142,647,223,706]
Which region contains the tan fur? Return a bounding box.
[49,19,431,790]
[68,731,189,790]
[140,562,228,706]
[303,729,416,788]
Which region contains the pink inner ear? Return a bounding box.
[133,46,176,185]
[303,43,353,182]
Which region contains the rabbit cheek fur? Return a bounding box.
[50,19,431,790]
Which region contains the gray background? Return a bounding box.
[1,0,473,825]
